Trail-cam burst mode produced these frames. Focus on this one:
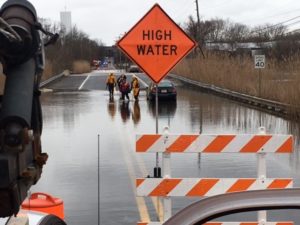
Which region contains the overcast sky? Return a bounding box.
[1,0,300,46]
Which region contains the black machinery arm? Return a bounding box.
[0,0,49,217]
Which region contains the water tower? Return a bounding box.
[60,11,72,34]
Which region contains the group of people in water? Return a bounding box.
[106,73,140,101]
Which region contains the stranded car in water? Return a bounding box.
[128,65,141,73]
[147,79,177,101]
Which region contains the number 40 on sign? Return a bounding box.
[255,55,265,69]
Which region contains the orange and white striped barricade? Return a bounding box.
[136,131,294,224]
[136,178,293,197]
[136,134,293,153]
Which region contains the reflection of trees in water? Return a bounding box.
[180,85,300,135]
[132,101,141,125]
[107,97,116,119]
[41,93,80,132]
[119,101,130,123]
[179,85,300,170]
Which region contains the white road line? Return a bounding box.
[127,133,164,222]
[120,132,151,222]
[78,74,90,90]
[135,74,149,88]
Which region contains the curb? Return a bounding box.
[40,70,69,88]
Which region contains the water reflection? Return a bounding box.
[180,86,298,136]
[132,101,141,125]
[178,85,300,181]
[147,100,177,118]
[41,93,81,131]
[119,100,130,123]
[107,96,116,119]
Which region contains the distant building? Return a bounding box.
[60,11,72,34]
[205,41,274,55]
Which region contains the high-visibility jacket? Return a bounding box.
[106,75,116,85]
[132,78,140,97]
[132,79,139,89]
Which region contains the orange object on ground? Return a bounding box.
[21,192,64,220]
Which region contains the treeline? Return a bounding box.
[173,17,300,111]
[39,18,106,78]
[183,16,300,59]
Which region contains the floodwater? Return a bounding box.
[33,80,300,225]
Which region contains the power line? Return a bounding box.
[264,8,300,20]
[251,15,300,33]
[285,20,300,28]
[240,7,300,24]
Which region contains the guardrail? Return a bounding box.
[39,70,69,88]
[169,74,298,116]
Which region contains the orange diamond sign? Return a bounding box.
[117,4,197,83]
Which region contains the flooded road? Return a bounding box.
[33,72,300,224]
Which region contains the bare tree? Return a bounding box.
[206,18,226,42]
[39,18,104,75]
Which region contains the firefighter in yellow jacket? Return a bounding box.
[106,73,116,98]
[131,76,140,100]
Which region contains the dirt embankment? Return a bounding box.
[43,59,91,79]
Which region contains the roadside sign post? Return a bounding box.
[117,4,196,222]
[255,55,265,98]
[255,55,265,126]
[154,84,161,178]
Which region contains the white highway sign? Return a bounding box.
[255,55,265,69]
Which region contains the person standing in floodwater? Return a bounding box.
[120,75,130,101]
[106,73,116,98]
[117,74,126,92]
[131,75,140,101]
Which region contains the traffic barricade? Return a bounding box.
[136,129,294,224]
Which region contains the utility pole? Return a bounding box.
[195,0,205,58]
[195,0,201,34]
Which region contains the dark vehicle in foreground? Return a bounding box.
[147,79,177,101]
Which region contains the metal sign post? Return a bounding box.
[258,127,267,224]
[255,55,265,97]
[162,127,171,220]
[255,55,265,126]
[154,83,161,178]
[259,68,262,98]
